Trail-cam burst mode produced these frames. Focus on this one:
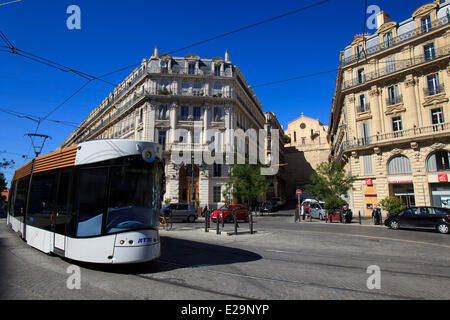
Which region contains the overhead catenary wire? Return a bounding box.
[97,0,332,79]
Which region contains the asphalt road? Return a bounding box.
[0,211,449,300]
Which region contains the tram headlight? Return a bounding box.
[119,240,125,245]
[142,147,156,163]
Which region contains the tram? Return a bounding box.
[7,139,165,264]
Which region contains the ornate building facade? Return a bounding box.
[60,48,268,209]
[328,1,450,216]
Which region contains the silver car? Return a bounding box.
[162,203,197,223]
[309,202,327,221]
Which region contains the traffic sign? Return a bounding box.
[296,189,302,195]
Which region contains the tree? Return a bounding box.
[283,134,291,145]
[0,158,15,192]
[379,196,406,216]
[305,161,355,212]
[223,161,270,208]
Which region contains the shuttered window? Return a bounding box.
[388,155,411,174]
[363,155,373,176]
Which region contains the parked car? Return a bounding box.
[384,206,450,234]
[260,200,277,213]
[271,197,286,209]
[161,203,197,223]
[301,199,319,213]
[210,204,249,223]
[309,202,327,220]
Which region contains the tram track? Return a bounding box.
[162,240,450,282]
[150,259,423,300]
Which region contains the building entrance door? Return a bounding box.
[391,183,415,208]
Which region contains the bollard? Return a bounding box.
[250,211,254,234]
[216,213,220,234]
[358,211,361,225]
[205,211,209,233]
[234,210,238,235]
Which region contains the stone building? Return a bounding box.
[328,1,450,216]
[284,114,330,197]
[60,48,268,209]
[264,111,286,198]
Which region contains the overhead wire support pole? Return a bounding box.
[23,133,51,242]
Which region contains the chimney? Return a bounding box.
[225,50,230,62]
[376,11,390,29]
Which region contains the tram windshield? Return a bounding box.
[76,156,164,237]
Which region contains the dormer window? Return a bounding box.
[188,63,195,75]
[383,32,394,48]
[421,15,432,33]
[160,61,168,73]
[214,64,221,76]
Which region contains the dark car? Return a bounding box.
[385,206,450,234]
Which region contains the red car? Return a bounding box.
[210,204,249,223]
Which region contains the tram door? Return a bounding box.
[53,171,72,254]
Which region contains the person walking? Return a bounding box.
[301,203,306,221]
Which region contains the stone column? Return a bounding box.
[404,74,419,129]
[203,104,211,144]
[169,102,178,144]
[147,102,156,142]
[369,86,382,136]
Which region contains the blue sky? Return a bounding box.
[0,0,433,182]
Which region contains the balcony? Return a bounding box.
[343,122,450,151]
[386,95,403,106]
[424,84,445,96]
[357,103,370,113]
[342,15,449,66]
[342,45,450,90]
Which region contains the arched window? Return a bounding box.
[387,155,411,174]
[426,150,450,172]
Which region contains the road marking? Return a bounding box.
[299,230,450,249]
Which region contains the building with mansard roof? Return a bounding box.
[60,48,270,209]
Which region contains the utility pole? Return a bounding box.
[23,133,50,241]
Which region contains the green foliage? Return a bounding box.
[323,195,347,213]
[379,196,406,215]
[283,134,291,145]
[224,161,270,206]
[163,198,172,206]
[305,161,355,212]
[0,158,15,191]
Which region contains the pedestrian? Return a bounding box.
[301,203,306,221]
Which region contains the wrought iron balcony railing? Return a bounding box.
[386,95,403,106]
[342,45,450,90]
[424,84,445,96]
[343,122,450,150]
[342,15,449,66]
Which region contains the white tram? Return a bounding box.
[7,139,165,264]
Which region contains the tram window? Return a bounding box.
[14,178,29,219]
[8,180,17,217]
[76,168,107,237]
[105,162,162,234]
[28,174,56,230]
[54,172,71,235]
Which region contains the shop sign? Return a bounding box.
[438,174,448,183]
[365,178,373,186]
